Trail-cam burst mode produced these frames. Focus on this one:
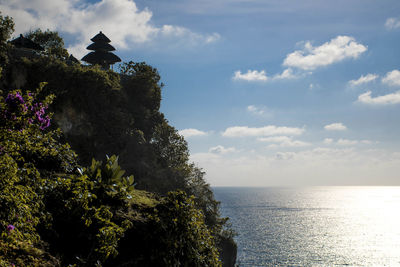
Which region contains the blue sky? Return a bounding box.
[2,0,400,186]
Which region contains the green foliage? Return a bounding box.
[85,155,135,202]
[25,29,69,59]
[44,169,130,265]
[0,85,75,266]
[0,12,14,43]
[109,190,221,267]
[0,85,132,265]
[151,190,222,267]
[152,120,190,169]
[186,166,227,233]
[120,61,163,140]
[0,12,14,67]
[134,119,192,193]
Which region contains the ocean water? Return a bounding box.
[213,187,400,266]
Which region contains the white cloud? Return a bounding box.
[209,145,236,154]
[348,73,378,86]
[1,0,220,58]
[337,139,358,146]
[178,128,208,138]
[222,125,304,137]
[275,151,296,160]
[159,25,220,45]
[247,105,271,116]
[258,136,292,143]
[361,140,373,144]
[233,68,301,82]
[336,139,373,146]
[324,138,373,146]
[357,91,400,105]
[204,32,221,43]
[385,17,400,30]
[324,123,347,131]
[382,70,400,86]
[273,68,298,80]
[274,141,310,148]
[258,136,310,148]
[323,138,334,145]
[283,36,367,70]
[233,70,268,81]
[247,105,263,115]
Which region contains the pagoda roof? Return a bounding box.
[86,42,115,51]
[90,31,111,43]
[10,34,44,51]
[81,51,121,65]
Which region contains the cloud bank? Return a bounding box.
[191,148,400,186]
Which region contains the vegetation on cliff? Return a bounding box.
[0,13,236,266]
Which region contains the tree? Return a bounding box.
[25,29,68,59]
[120,61,163,140]
[0,12,14,67]
[186,165,227,232]
[110,191,222,267]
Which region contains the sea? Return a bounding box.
[213,187,400,266]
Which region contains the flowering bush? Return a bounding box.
[6,225,14,232]
[1,83,52,131]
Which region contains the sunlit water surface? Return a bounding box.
[213,187,400,266]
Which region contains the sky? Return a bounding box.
[2,0,400,186]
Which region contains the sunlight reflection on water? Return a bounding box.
[213,187,400,266]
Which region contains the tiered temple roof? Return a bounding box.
[81,31,121,69]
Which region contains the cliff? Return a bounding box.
[0,50,237,266]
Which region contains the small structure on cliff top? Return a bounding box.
[10,34,44,51]
[81,31,121,70]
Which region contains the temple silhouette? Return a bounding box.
[81,31,121,70]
